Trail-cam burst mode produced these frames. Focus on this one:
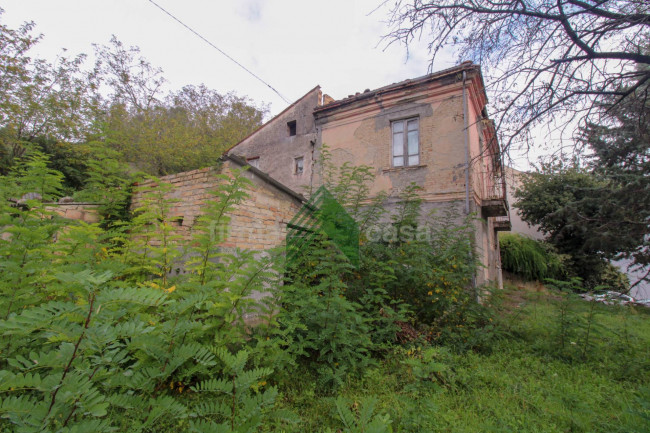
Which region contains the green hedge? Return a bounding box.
[499,233,566,281]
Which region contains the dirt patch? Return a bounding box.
[498,273,552,314]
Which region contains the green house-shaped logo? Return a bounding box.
[286,186,359,267]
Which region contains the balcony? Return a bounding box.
[478,171,508,218]
[493,215,512,231]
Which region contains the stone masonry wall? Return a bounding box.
[46,203,100,223]
[130,160,303,251]
[227,87,322,195]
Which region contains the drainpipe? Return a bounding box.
[309,126,319,196]
[462,71,470,215]
[462,70,478,298]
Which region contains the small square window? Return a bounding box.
[294,156,304,175]
[392,118,419,167]
[247,157,260,168]
[287,120,297,136]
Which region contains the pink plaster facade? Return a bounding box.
[228,62,509,286]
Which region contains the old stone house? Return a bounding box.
[131,154,304,252]
[227,61,510,286]
[86,61,510,287]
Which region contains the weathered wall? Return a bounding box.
[227,87,322,195]
[315,87,467,204]
[224,64,506,286]
[313,67,504,287]
[504,166,544,240]
[46,203,100,223]
[130,160,303,251]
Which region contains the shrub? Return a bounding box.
[500,233,567,281]
[316,150,488,348]
[597,262,630,293]
[0,158,286,432]
[357,186,485,347]
[280,236,377,390]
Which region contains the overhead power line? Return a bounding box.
[147,0,291,104]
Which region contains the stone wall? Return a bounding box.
[227,86,322,195]
[130,159,304,251]
[46,203,101,223]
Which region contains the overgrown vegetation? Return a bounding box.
[513,66,649,289]
[2,7,648,433]
[0,12,265,180]
[500,233,567,282]
[278,282,650,433]
[1,141,649,432]
[514,159,635,291]
[0,151,289,432]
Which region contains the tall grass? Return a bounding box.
[274,284,650,433]
[500,233,566,281]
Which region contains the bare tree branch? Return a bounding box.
[383,0,650,155]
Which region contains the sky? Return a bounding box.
[1,0,453,115]
[1,0,550,168]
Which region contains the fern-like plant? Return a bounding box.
[327,396,392,433]
[189,348,277,433]
[0,163,290,432]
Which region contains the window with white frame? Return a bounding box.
[392,118,419,167]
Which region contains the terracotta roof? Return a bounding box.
[314,61,481,114]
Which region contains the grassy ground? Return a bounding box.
[275,282,650,432]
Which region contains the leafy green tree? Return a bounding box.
[515,160,620,288]
[579,82,650,282]
[516,79,649,288]
[0,151,64,320]
[95,38,267,176]
[0,15,265,181]
[9,149,64,202]
[93,35,165,113]
[0,11,102,168]
[0,11,38,172]
[32,138,93,193]
[100,91,265,175]
[72,144,135,223]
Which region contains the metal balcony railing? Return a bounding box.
[478,171,507,201]
[494,214,512,231]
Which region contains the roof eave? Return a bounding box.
[221,154,306,203]
[314,62,482,115]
